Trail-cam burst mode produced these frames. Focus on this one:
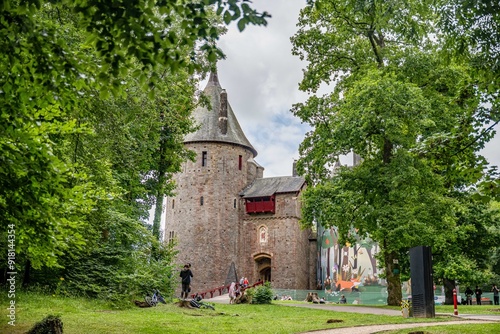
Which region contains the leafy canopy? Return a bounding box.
[292,0,497,305]
[0,0,268,270]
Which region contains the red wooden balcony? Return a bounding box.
[245,196,275,214]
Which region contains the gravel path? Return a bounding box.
[304,320,498,334]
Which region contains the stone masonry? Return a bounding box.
[163,71,316,294]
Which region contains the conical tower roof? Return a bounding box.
[185,71,258,157]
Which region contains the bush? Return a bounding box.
[251,282,273,304]
[57,240,178,307]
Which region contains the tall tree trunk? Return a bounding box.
[152,116,168,241]
[22,259,31,287]
[444,278,456,305]
[384,246,402,306]
[152,193,163,240]
[381,137,400,305]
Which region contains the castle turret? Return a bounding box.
[164,70,258,291]
[184,71,257,156]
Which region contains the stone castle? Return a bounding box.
[163,72,317,292]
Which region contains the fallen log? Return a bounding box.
[134,300,152,308]
[176,299,197,308]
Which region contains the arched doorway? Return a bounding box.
[260,266,271,282]
[254,253,272,282]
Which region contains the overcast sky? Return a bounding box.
[200,0,500,178]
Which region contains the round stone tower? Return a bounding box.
[164,71,259,291]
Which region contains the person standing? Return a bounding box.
[475,285,483,305]
[492,284,499,305]
[464,286,473,305]
[180,264,193,299]
[228,282,237,304]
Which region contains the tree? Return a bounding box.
[0,1,269,274]
[148,73,198,241]
[432,193,498,304]
[291,0,494,305]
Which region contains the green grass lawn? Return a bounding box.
[1,293,499,334]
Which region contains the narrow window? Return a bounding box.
[200,196,204,206]
[168,231,175,244]
[202,151,207,167]
[238,155,242,170]
[172,199,175,209]
[233,199,237,208]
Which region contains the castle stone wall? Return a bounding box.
[164,142,255,291]
[239,192,315,289]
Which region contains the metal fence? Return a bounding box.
[272,288,497,305]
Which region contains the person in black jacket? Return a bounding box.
[180,264,193,299]
[464,286,473,305]
[475,286,483,305]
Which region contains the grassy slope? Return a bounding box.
[1,293,499,333]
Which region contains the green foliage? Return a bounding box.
[1,0,270,93]
[0,0,268,273]
[438,0,500,92]
[433,197,499,286]
[250,282,273,304]
[54,233,178,306]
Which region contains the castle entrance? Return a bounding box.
[260,266,271,282]
[254,253,272,282]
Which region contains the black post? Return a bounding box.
[409,246,435,318]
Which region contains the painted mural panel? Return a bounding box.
[318,227,384,293]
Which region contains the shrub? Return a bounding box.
[251,282,273,304]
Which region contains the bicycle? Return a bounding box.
[190,294,215,310]
[145,289,167,307]
[199,300,215,310]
